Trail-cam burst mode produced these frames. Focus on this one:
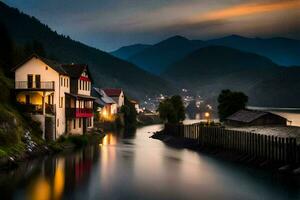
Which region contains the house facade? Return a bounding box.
[13,55,94,140]
[93,88,118,122]
[102,88,125,109]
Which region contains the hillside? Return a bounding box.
[209,35,300,67]
[114,35,300,75]
[111,44,151,60]
[0,2,175,99]
[162,46,300,107]
[127,36,207,75]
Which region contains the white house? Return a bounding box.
[12,54,95,140]
[93,87,118,122]
[102,88,125,109]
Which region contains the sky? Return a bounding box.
[3,0,300,51]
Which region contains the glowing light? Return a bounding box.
[193,0,300,22]
[205,112,210,118]
[28,177,51,200]
[53,159,65,200]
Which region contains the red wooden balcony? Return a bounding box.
[66,108,93,118]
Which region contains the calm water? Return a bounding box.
[1,125,300,200]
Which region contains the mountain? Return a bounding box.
[162,46,300,107]
[110,44,151,60]
[127,35,207,75]
[0,2,176,99]
[208,35,300,67]
[115,34,300,75]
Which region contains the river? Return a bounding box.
[1,125,300,200]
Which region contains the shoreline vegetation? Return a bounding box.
[0,133,105,170]
[151,131,300,175]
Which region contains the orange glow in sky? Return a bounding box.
[196,0,300,22]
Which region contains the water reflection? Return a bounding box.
[0,125,300,200]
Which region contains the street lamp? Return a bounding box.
[204,112,210,124]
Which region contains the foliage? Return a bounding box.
[67,135,89,147]
[120,97,137,128]
[0,21,14,76]
[158,95,185,124]
[217,89,248,121]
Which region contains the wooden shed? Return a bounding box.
[225,109,287,126]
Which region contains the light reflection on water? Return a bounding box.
[0,125,300,200]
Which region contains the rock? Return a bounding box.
[278,165,290,171]
[293,167,300,175]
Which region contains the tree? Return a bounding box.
[0,21,14,76]
[120,96,137,128]
[158,95,185,124]
[218,89,248,121]
[23,40,47,58]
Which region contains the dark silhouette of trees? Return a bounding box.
[0,21,14,76]
[121,96,137,128]
[218,89,248,121]
[158,95,185,124]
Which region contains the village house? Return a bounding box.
[225,109,287,126]
[93,87,118,122]
[102,88,125,109]
[12,54,95,140]
[130,99,143,114]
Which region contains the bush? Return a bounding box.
[218,89,248,121]
[68,135,88,147]
[158,95,185,124]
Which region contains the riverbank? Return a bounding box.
[151,131,300,176]
[0,133,105,170]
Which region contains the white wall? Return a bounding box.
[15,57,70,138]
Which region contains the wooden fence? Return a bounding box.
[164,123,300,164]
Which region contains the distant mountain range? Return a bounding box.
[111,35,300,75]
[162,46,300,107]
[2,1,299,108]
[0,2,176,99]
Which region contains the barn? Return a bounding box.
[225,109,287,126]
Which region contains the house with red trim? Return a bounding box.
[12,54,95,140]
[102,88,125,109]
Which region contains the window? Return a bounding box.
[73,119,76,129]
[45,66,48,70]
[64,78,66,87]
[79,80,82,90]
[27,74,33,88]
[57,119,59,127]
[60,77,63,86]
[60,97,63,108]
[66,79,68,87]
[25,95,30,104]
[79,118,81,128]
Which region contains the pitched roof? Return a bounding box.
[226,109,278,123]
[102,88,123,97]
[93,88,116,105]
[61,64,87,78]
[12,54,93,82]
